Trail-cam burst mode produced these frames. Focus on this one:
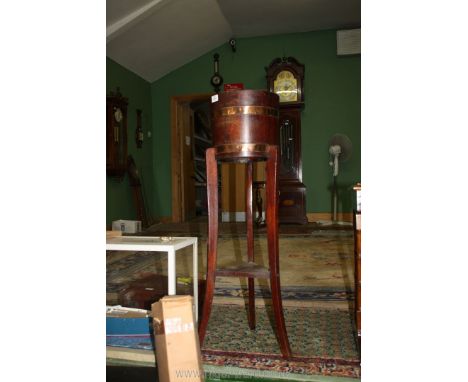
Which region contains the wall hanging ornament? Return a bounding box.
[210,53,223,93]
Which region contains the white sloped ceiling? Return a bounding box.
[106,0,360,82]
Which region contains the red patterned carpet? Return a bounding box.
[201,304,360,379]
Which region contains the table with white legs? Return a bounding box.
[106,236,199,320]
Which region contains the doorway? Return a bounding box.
[170,94,212,223]
[191,99,212,218]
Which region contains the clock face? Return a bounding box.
[114,108,123,122]
[273,70,298,103]
[211,74,222,86]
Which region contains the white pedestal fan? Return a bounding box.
[328,134,352,223]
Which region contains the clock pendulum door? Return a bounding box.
[277,109,308,224]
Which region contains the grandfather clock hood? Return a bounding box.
[265,56,305,108]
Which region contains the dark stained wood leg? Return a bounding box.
[266,145,292,358]
[198,148,218,346]
[255,187,263,227]
[245,161,255,330]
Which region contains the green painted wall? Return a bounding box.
[150,29,360,217]
[106,57,154,226]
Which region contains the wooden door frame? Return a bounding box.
[171,93,213,223]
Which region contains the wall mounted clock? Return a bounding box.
[107,87,128,178]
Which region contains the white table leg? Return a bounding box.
[193,239,198,322]
[168,249,176,295]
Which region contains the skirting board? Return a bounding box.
[307,213,353,223]
[221,212,353,223]
[222,211,265,222]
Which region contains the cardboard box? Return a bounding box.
[152,296,204,382]
[111,219,142,233]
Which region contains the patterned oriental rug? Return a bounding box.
[202,304,360,379]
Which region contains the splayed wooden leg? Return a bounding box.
[266,145,291,358]
[198,148,218,345]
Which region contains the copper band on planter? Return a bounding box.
[216,143,269,155]
[214,106,279,118]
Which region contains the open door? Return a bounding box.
[171,94,212,223]
[178,102,196,221]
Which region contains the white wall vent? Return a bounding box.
[337,28,361,56]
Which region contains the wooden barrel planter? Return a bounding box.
[211,89,279,161]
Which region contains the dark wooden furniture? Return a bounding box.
[353,184,361,352]
[266,57,308,224]
[107,87,128,178]
[118,274,205,313]
[198,90,292,358]
[127,155,150,228]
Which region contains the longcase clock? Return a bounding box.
[107,87,128,178]
[266,57,308,224]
